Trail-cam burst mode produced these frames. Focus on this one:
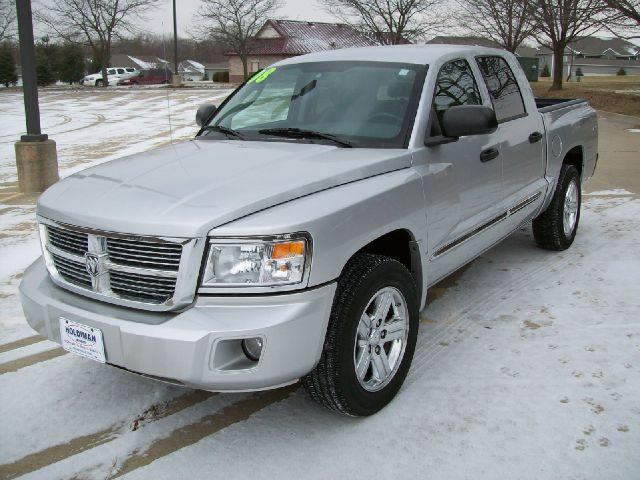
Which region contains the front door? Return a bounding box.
[419,58,504,283]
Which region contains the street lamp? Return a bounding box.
[14,0,59,193]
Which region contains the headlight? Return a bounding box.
[201,234,310,287]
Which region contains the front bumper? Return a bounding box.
[20,259,336,392]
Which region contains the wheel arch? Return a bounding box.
[341,228,423,306]
[563,145,584,180]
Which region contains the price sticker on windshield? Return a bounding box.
[248,67,277,84]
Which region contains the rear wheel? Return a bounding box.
[303,253,419,416]
[532,164,581,250]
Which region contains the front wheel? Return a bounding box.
[303,253,419,416]
[533,164,581,250]
[95,79,104,87]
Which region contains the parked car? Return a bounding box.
[118,68,171,86]
[21,45,597,416]
[81,67,139,86]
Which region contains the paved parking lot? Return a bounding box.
[0,90,639,479]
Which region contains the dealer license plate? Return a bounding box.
[59,318,106,363]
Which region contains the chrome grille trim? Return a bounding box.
[38,217,205,311]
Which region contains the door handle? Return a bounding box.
[480,147,499,163]
[529,131,543,143]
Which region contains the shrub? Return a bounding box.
[575,67,584,76]
[202,72,209,81]
[541,64,551,77]
[617,68,626,76]
[211,71,229,82]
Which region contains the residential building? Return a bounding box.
[427,36,541,80]
[537,36,640,77]
[204,61,229,82]
[178,60,206,82]
[108,53,170,72]
[226,19,378,83]
[427,36,540,58]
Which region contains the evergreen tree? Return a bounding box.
[541,64,551,77]
[35,39,58,86]
[57,43,85,84]
[0,42,17,87]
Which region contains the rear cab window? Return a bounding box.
[475,56,526,123]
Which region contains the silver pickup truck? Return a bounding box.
[20,45,597,416]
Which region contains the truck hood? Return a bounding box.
[38,139,412,237]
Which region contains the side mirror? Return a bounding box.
[196,104,217,127]
[442,105,498,138]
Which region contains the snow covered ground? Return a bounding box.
[0,87,233,342]
[0,91,638,479]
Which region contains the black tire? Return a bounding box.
[532,164,581,250]
[303,253,419,416]
[95,79,103,87]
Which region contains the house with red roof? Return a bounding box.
[226,19,378,83]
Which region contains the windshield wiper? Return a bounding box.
[201,124,245,140]
[258,127,353,148]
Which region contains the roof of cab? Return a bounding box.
[274,43,511,66]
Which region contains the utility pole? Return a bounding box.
[14,0,59,193]
[171,0,181,86]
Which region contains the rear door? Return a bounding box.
[474,55,546,225]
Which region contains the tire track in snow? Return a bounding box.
[0,347,66,375]
[0,390,215,479]
[0,335,43,354]
[406,243,578,385]
[108,385,298,479]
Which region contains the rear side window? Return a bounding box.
[476,56,526,122]
[117,68,125,74]
[431,59,481,134]
[107,68,116,75]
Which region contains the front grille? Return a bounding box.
[106,238,181,271]
[50,252,92,288]
[44,223,185,305]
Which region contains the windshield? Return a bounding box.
[201,61,427,148]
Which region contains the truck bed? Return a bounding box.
[536,98,588,113]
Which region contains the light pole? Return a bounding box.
[172,0,181,86]
[14,0,59,193]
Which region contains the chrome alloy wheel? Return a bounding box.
[353,286,409,392]
[563,179,579,236]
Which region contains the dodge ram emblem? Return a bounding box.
[85,253,102,277]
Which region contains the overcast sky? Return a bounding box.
[147,0,336,36]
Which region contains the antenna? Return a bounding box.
[161,21,174,144]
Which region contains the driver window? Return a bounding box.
[431,59,481,135]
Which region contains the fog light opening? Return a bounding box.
[241,337,263,362]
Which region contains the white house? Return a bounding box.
[178,60,206,82]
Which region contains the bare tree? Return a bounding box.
[605,0,640,23]
[321,0,447,45]
[196,0,282,80]
[603,0,640,37]
[454,0,538,53]
[529,0,613,90]
[37,0,158,87]
[0,0,16,42]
